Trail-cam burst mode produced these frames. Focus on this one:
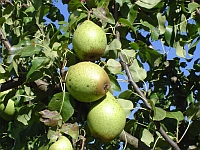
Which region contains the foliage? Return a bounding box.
[0,0,200,149]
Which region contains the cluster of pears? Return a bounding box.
[66,20,126,142]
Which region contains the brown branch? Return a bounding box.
[0,77,24,92]
[119,131,151,150]
[114,2,181,150]
[0,28,11,52]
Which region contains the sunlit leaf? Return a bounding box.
[117,99,134,118]
[129,59,147,82]
[140,128,154,147]
[153,107,166,121]
[166,111,184,122]
[107,59,122,75]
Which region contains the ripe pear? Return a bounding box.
[0,99,15,121]
[72,20,107,61]
[49,136,73,150]
[66,62,110,102]
[87,92,126,142]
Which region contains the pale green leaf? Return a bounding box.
[135,0,161,9]
[175,41,186,58]
[129,59,147,82]
[140,128,154,147]
[117,99,134,118]
[166,111,184,122]
[157,13,166,34]
[188,2,200,13]
[107,59,122,75]
[153,107,166,121]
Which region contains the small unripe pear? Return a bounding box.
[72,20,107,61]
[49,136,73,150]
[66,62,110,102]
[0,99,15,121]
[87,92,126,142]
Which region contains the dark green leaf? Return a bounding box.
[48,92,74,122]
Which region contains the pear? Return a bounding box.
[87,92,126,142]
[49,136,73,150]
[66,62,110,102]
[0,99,15,121]
[72,20,107,61]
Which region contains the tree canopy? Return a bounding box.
[0,0,200,149]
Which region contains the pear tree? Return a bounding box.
[0,0,200,150]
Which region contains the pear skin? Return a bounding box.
[72,20,107,61]
[66,62,110,102]
[87,92,126,142]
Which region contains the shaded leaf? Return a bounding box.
[118,90,133,99]
[26,57,47,80]
[108,74,121,92]
[48,92,74,122]
[60,123,79,139]
[92,8,115,24]
[135,0,161,9]
[39,109,62,127]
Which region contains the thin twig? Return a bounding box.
[0,28,11,52]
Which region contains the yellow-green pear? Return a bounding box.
[0,99,15,121]
[66,62,110,102]
[49,136,73,150]
[87,92,126,142]
[72,20,107,61]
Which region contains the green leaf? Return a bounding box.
[153,107,166,121]
[121,49,136,63]
[117,99,134,118]
[92,8,115,24]
[157,13,166,34]
[48,92,74,122]
[166,111,184,122]
[7,40,41,63]
[60,123,79,139]
[104,39,122,59]
[106,39,122,50]
[135,0,161,9]
[26,57,47,80]
[107,59,122,75]
[175,41,186,58]
[118,18,136,33]
[108,74,121,92]
[140,128,154,147]
[68,0,82,12]
[118,90,133,99]
[164,25,173,46]
[180,14,187,33]
[188,2,200,13]
[129,59,147,82]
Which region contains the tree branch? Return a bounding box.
[0,28,11,52]
[114,2,181,150]
[119,131,151,150]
